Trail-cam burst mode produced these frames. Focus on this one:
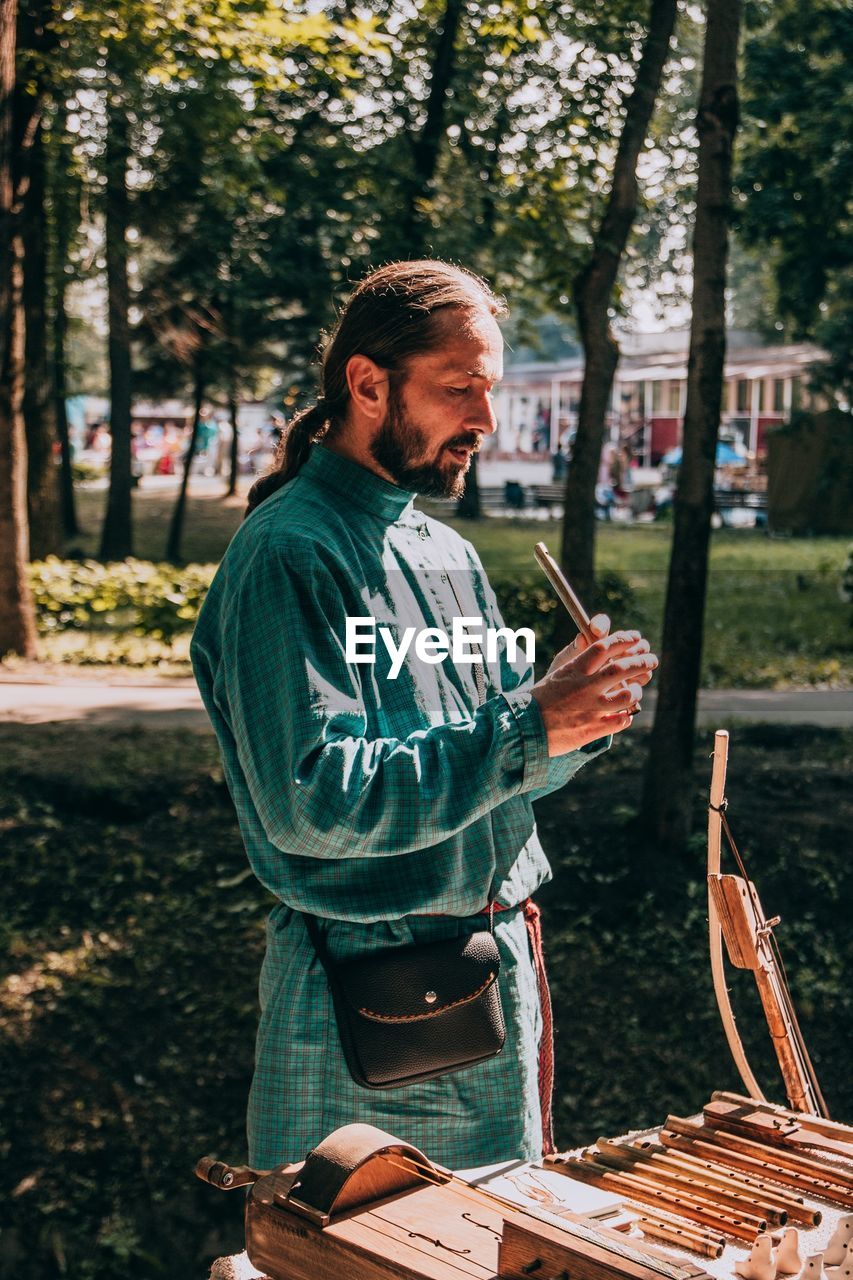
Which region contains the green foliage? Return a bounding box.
[42,491,853,685]
[1,724,850,1277]
[492,571,636,664]
[70,460,104,484]
[736,0,853,399]
[28,558,213,641]
[41,0,711,426]
[0,727,267,1279]
[34,629,193,670]
[24,553,639,673]
[491,580,560,654]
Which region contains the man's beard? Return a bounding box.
[370,384,479,499]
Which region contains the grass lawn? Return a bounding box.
[1,722,851,1279]
[54,482,853,687]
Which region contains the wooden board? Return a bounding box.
[499,1217,708,1280]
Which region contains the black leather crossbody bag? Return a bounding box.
[301,913,505,1089]
[302,578,505,1089]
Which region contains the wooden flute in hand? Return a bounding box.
[533,541,641,714]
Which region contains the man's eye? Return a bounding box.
[447,386,469,396]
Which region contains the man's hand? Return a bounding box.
[532,614,658,757]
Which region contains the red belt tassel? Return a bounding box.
[521,898,555,1156]
[489,897,555,1156]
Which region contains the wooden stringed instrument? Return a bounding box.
[197,1124,714,1280]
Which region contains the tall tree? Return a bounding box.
[18,0,61,557]
[62,0,346,559]
[400,0,465,256]
[165,354,206,563]
[23,113,62,555]
[48,100,81,538]
[0,0,38,657]
[640,0,743,849]
[559,0,678,611]
[98,86,133,560]
[735,0,853,404]
[0,0,13,378]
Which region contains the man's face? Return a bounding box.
[369,309,503,498]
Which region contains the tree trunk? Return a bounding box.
[23,113,61,557]
[226,378,239,498]
[0,0,13,378]
[640,0,742,850]
[49,100,79,538]
[0,0,38,658]
[559,0,678,626]
[0,233,35,656]
[99,94,133,561]
[53,255,78,537]
[401,0,465,255]
[166,370,204,563]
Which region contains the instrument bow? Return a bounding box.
[706,729,829,1118]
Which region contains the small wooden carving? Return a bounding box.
[826,1241,853,1280]
[796,1256,824,1280]
[776,1229,802,1276]
[826,1218,853,1268]
[735,1233,776,1280]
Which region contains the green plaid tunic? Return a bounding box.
[191,446,607,1169]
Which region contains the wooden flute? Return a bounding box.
[546,1154,773,1243]
[626,1141,822,1226]
[533,540,642,713]
[659,1129,853,1210]
[586,1146,786,1227]
[633,1215,725,1259]
[665,1116,853,1195]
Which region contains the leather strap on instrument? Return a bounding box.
[283,1123,446,1226]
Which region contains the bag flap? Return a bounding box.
[336,930,500,1023]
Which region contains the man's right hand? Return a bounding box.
[531,626,658,757]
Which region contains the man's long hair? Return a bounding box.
[245,260,506,517]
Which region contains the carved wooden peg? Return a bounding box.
[736,1232,776,1280]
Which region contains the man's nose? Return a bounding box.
[469,389,498,436]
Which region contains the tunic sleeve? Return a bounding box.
[214,543,554,859]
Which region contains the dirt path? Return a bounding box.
[1,670,851,728]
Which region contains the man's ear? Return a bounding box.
[346,355,391,425]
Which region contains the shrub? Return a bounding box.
[491,571,637,660]
[71,460,105,484]
[28,559,215,642]
[28,560,638,658]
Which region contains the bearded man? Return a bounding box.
[190,260,657,1170]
